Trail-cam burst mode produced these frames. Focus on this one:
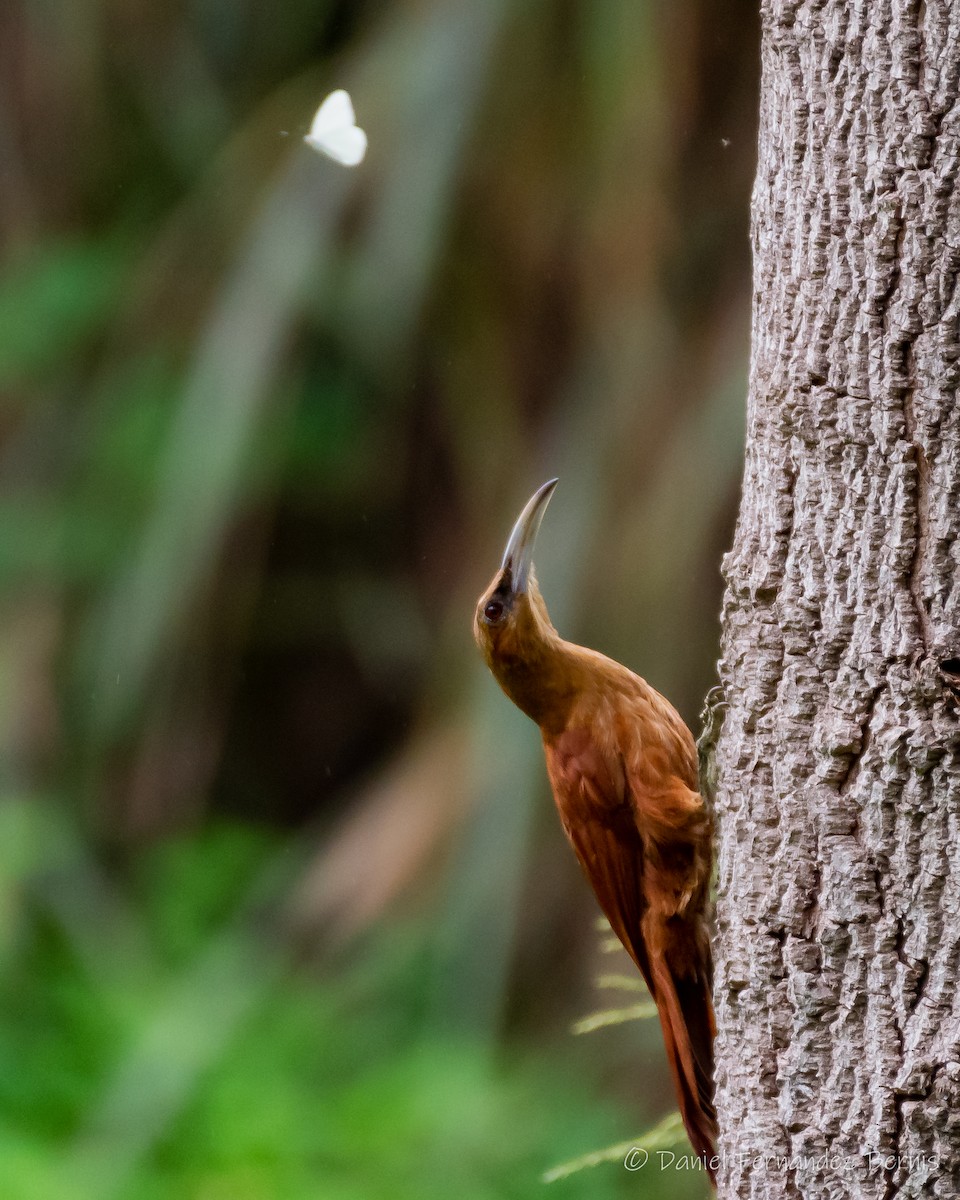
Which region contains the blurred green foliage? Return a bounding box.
[0,238,130,389]
[0,816,704,1199]
[1,0,755,1194]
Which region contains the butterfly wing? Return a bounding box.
[305,90,367,166]
[309,124,367,166]
[309,90,354,140]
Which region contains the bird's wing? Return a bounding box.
[545,719,716,1175]
[543,728,654,988]
[621,737,717,1170]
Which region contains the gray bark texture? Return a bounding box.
[715,2,960,1198]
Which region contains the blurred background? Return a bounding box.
[0,1,756,1196]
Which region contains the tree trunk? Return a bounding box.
[715,3,960,1197]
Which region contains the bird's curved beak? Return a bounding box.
[500,478,558,594]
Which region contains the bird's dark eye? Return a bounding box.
[484,599,505,623]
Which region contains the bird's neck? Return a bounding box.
[490,602,584,732]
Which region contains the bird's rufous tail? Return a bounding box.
[650,956,717,1187]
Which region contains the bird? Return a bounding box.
[473,478,717,1181]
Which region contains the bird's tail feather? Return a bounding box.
[650,961,717,1186]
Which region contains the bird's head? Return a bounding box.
[473,479,561,714]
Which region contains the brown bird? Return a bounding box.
[473,478,717,1180]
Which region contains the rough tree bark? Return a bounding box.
[715,3,960,1198]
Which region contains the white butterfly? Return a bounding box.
[304,90,367,167]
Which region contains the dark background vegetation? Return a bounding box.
[0,1,757,1196]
